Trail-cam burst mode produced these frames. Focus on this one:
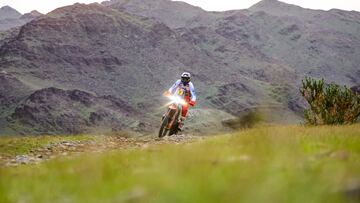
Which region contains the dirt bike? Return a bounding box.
[158,94,188,138]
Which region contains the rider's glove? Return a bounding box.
[189,100,196,107]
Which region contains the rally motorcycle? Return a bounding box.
[158,93,188,138]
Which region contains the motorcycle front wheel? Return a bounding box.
[158,116,170,138]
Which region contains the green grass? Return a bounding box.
[1,125,360,203]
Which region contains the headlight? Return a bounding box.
[167,95,187,105]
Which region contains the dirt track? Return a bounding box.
[1,134,202,167]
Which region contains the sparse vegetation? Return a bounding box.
[300,77,360,125]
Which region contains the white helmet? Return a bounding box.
[181,72,191,83]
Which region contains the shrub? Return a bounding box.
[300,77,360,125]
[222,110,263,129]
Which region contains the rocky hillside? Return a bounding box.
[0,6,43,31]
[7,87,142,135]
[0,0,359,135]
[108,0,360,85]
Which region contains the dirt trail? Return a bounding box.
[1,134,202,167]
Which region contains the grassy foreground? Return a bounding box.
[1,125,360,203]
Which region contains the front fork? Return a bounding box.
[165,105,182,129]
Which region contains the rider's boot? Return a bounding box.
[178,116,186,131]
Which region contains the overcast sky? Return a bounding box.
[1,0,360,14]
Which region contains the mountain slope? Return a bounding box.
[107,0,360,85]
[248,0,360,84]
[7,87,140,135]
[0,3,217,104]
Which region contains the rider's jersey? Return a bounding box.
[168,80,197,102]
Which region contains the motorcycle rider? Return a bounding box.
[164,72,196,131]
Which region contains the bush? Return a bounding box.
[222,110,263,129]
[300,77,360,125]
